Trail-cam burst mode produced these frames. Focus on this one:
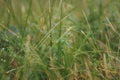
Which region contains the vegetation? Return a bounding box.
[0,0,120,80]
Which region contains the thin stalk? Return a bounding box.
[25,0,32,26]
[49,0,52,47]
[23,0,32,37]
[58,0,63,56]
[49,0,54,70]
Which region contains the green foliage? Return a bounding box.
[0,0,120,80]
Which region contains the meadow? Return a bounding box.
[0,0,120,80]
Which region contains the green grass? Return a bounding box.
[0,0,120,80]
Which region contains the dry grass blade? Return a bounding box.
[85,58,93,80]
[103,53,109,78]
[0,23,21,38]
[106,17,120,37]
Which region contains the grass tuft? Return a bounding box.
[0,0,120,80]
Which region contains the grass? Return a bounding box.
[0,0,120,80]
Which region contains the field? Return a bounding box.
[0,0,120,80]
